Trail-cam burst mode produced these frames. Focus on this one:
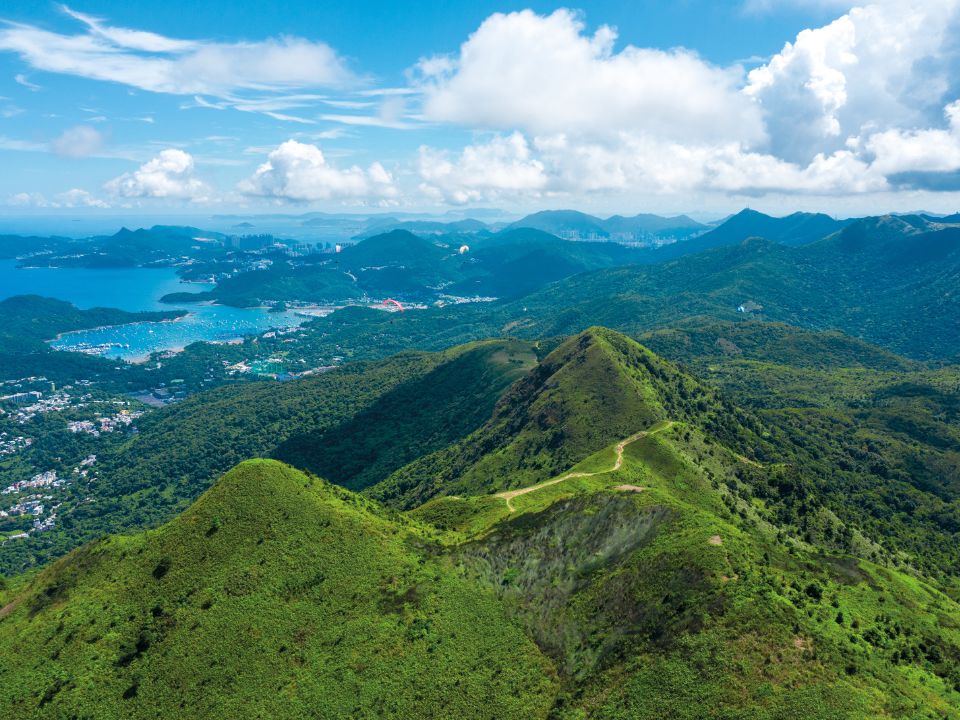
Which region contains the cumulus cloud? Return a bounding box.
[745,1,960,163]
[105,149,209,200]
[7,191,48,207]
[57,188,109,208]
[418,133,548,203]
[862,100,960,174]
[418,132,887,202]
[412,3,960,203]
[417,9,764,146]
[240,140,397,202]
[50,125,103,157]
[0,5,351,118]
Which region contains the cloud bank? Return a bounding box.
[4,2,960,209]
[414,3,960,203]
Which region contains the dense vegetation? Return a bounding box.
[0,341,539,572]
[3,210,960,717]
[370,328,757,508]
[0,295,183,384]
[0,461,555,718]
[4,342,960,716]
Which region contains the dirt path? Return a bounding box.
[495,422,674,512]
[0,598,20,619]
[733,453,763,468]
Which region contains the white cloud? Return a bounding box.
[7,191,48,207]
[0,6,351,108]
[864,100,960,175]
[416,9,764,146]
[60,5,197,53]
[240,140,397,202]
[6,188,109,208]
[50,125,103,157]
[413,3,960,203]
[417,132,888,202]
[14,73,40,90]
[745,1,960,163]
[418,133,548,204]
[105,149,209,200]
[57,188,109,208]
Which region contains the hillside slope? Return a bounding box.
[273,339,539,490]
[672,209,846,254]
[499,221,960,359]
[0,461,556,718]
[369,327,755,508]
[5,425,960,717]
[1,340,541,573]
[414,422,960,718]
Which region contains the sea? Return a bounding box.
[0,260,325,362]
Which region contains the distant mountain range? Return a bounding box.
[335,207,864,255]
[506,209,706,241]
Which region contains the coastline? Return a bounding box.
[48,305,313,363]
[46,310,190,344]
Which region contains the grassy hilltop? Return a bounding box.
[3,328,960,717]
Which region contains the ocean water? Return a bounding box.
[0,261,323,361]
[0,260,186,311]
[48,306,311,362]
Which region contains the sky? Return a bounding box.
[1,0,959,219]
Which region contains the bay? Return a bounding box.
[0,260,324,361]
[0,259,186,311]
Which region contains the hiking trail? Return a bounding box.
[495,421,675,511]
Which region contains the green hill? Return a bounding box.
[669,209,846,254]
[369,328,753,508]
[454,229,645,298]
[636,317,917,372]
[498,222,960,359]
[185,263,364,307]
[0,340,540,572]
[0,460,556,718]
[5,412,960,716]
[506,210,705,241]
[507,209,610,237]
[273,339,540,490]
[423,422,960,718]
[339,229,451,267]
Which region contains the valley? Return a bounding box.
[1,210,959,718]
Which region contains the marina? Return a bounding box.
[0,261,329,361]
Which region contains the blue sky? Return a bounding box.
[1,1,959,218]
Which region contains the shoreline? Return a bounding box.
[46,311,190,345]
[48,305,318,363]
